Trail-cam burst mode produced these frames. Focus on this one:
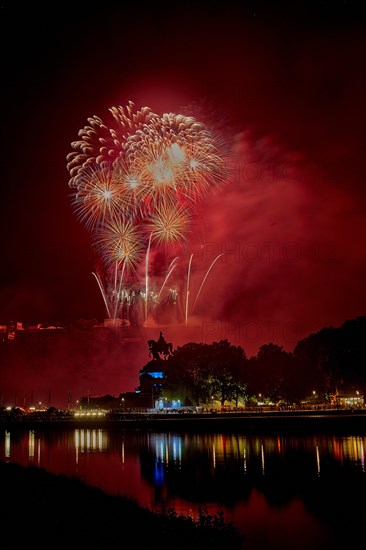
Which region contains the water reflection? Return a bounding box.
[28,429,35,460]
[3,430,366,474]
[5,431,10,458]
[148,433,183,464]
[2,430,366,548]
[74,429,105,463]
[316,444,320,476]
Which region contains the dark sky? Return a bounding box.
[1,1,365,354]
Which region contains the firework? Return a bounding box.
[93,217,145,272]
[109,159,145,217]
[147,200,192,248]
[67,102,227,216]
[185,253,194,326]
[92,271,111,318]
[66,102,159,188]
[157,263,178,301]
[192,253,224,313]
[126,113,225,207]
[70,163,124,230]
[66,101,229,322]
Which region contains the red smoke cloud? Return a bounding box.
[186,131,365,354]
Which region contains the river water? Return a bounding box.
[1,428,365,549]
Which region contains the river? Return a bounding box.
[1,427,365,549]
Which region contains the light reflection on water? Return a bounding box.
[2,430,366,549]
[74,428,105,463]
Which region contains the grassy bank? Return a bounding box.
[0,461,241,550]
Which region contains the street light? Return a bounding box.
[312,391,317,408]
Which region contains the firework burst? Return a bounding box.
[125,112,225,207]
[93,217,145,272]
[66,100,229,322]
[147,200,192,248]
[66,101,159,188]
[71,163,125,230]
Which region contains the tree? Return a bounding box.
[164,343,215,405]
[209,341,248,406]
[163,340,248,407]
[248,344,297,403]
[294,316,366,399]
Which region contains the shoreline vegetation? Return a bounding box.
[1,409,366,433]
[0,461,241,550]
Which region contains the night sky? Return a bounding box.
[1,2,365,379]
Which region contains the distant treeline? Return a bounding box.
[162,316,366,405]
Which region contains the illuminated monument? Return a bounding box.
[79,332,174,410]
[134,332,173,407]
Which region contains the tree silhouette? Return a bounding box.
[164,340,248,406]
[293,317,366,398]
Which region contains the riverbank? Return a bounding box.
[0,461,241,550]
[1,409,366,434]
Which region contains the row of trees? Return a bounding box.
[162,316,366,406]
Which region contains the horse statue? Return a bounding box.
[148,332,173,360]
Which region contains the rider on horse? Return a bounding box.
[148,332,173,360]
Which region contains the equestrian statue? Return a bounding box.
[148,332,173,360]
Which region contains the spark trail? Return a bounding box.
[185,253,194,326]
[92,272,111,318]
[192,253,224,313]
